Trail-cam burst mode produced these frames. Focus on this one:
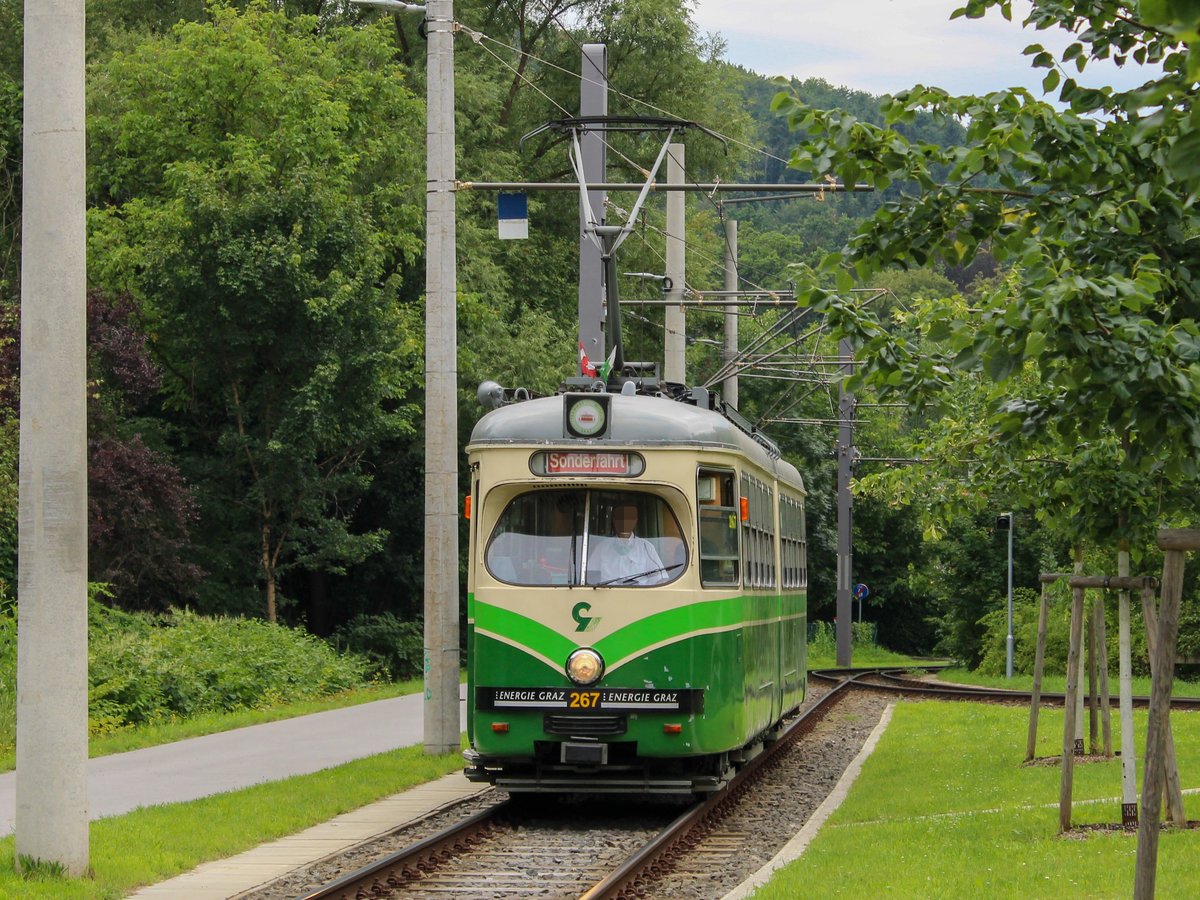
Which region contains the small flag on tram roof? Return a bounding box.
[497,191,528,240]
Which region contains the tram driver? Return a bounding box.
[589,502,668,586]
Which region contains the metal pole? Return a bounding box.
[578,44,607,373]
[1006,512,1014,679]
[664,143,686,383]
[423,0,460,755]
[16,0,89,874]
[722,218,738,408]
[835,338,854,666]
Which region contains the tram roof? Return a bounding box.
[468,393,804,488]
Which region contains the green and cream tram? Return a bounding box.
[463,389,807,794]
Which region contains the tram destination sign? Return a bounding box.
[477,686,703,713]
[529,450,645,477]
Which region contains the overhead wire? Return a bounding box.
[456,13,817,326]
[459,19,795,171]
[453,10,921,441]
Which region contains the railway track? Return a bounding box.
[279,674,865,900]
[265,667,1198,900]
[824,665,1200,710]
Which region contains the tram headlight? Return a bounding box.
[566,648,604,686]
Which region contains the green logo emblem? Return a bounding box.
[572,601,600,633]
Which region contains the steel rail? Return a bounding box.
[578,677,858,899]
[291,800,509,900]
[818,666,1200,711]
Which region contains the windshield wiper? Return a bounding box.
[593,562,685,587]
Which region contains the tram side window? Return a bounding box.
[780,494,807,590]
[800,503,808,587]
[761,480,777,588]
[697,470,739,586]
[739,473,777,589]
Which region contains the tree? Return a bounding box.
[772,0,1200,555]
[86,292,203,606]
[88,4,427,621]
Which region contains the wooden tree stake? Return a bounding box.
[1026,575,1059,761]
[1059,583,1085,832]
[1134,532,1192,900]
[1096,593,1112,757]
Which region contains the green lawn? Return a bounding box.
[0,742,465,898]
[751,703,1200,899]
[11,660,1196,897]
[808,646,922,669]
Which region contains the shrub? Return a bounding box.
[85,605,373,732]
[973,583,1194,678]
[329,612,423,681]
[0,592,13,752]
[808,620,877,657]
[0,597,376,749]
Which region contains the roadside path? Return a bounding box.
[0,689,466,837]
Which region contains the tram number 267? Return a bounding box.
[568,691,601,709]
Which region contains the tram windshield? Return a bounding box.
[485,489,686,587]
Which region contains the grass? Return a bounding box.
[0,740,465,898]
[751,702,1200,899]
[18,651,1197,897]
[936,668,1200,698]
[808,645,924,669]
[0,678,424,774]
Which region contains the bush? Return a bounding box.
[973,584,1190,678]
[0,599,378,749]
[0,590,13,753]
[84,604,374,733]
[329,613,423,681]
[808,620,877,657]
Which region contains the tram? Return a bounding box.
[463,380,807,794]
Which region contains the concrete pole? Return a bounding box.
[835,338,854,666]
[663,143,686,383]
[423,0,461,755]
[16,0,89,874]
[578,44,607,374]
[722,218,738,408]
[1117,544,1138,824]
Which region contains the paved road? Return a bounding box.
[0,689,467,837]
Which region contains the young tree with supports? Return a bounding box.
[773,0,1200,551]
[773,0,1200,863]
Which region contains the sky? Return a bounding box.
[689,0,1154,98]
